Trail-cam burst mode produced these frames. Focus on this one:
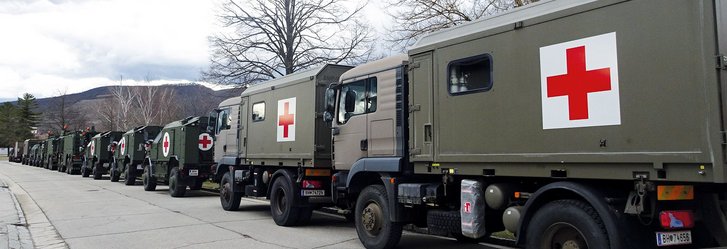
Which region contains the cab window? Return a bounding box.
[252,102,265,122]
[216,108,230,135]
[337,77,377,124]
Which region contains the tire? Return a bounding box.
[110,161,120,182]
[92,162,103,180]
[270,176,301,226]
[355,185,403,249]
[427,210,480,243]
[525,200,609,249]
[168,167,187,197]
[220,172,241,211]
[142,164,156,191]
[123,164,135,186]
[81,160,90,177]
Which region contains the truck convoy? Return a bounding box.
[112,125,162,184]
[82,131,124,179]
[7,0,727,248]
[142,117,215,197]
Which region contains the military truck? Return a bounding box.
[211,65,353,225]
[111,125,162,185]
[82,131,124,179]
[21,139,41,165]
[61,130,98,174]
[28,143,42,166]
[142,116,215,197]
[10,141,23,163]
[44,136,62,170]
[216,1,727,248]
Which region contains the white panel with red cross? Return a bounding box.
[198,133,213,151]
[277,97,296,142]
[162,132,171,157]
[119,137,126,156]
[539,32,621,130]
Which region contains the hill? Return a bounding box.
[6,83,244,135]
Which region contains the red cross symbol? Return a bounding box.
[199,135,212,149]
[163,137,170,150]
[463,202,471,213]
[120,142,125,153]
[278,102,295,138]
[547,46,612,120]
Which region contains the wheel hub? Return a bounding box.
[544,223,588,249]
[362,202,383,236]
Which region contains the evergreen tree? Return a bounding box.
[15,93,40,141]
[0,102,19,147]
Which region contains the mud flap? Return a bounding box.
[461,179,486,239]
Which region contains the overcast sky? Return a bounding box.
[0,0,390,100]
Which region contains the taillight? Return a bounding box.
[302,180,322,189]
[659,210,694,229]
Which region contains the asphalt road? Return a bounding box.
[0,161,513,249]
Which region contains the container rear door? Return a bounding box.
[408,52,434,162]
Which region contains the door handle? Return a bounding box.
[223,145,227,152]
[360,139,368,151]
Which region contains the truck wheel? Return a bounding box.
[220,172,241,211]
[123,164,135,186]
[109,161,121,182]
[81,161,90,177]
[525,200,609,249]
[92,162,103,180]
[270,176,301,226]
[142,165,156,191]
[169,167,187,197]
[355,185,403,249]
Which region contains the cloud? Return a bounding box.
[0,0,219,98]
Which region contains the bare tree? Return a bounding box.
[385,0,538,48]
[96,96,117,131]
[155,87,182,125]
[109,78,137,131]
[204,0,376,85]
[132,85,160,126]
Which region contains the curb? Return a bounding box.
[0,172,68,249]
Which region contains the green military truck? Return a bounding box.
[142,117,215,197]
[44,136,62,170]
[61,130,97,174]
[211,64,353,225]
[82,131,124,179]
[10,141,23,163]
[111,125,162,185]
[21,139,41,165]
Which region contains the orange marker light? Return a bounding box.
[657,185,694,201]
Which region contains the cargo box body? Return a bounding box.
[148,117,215,181]
[405,0,727,183]
[236,65,353,168]
[116,126,162,163]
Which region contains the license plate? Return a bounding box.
[301,189,325,197]
[189,169,199,177]
[656,230,692,247]
[137,165,143,170]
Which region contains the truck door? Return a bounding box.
[333,78,377,169]
[408,52,434,162]
[238,97,248,158]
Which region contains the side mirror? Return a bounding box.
[344,89,356,113]
[323,111,333,123]
[325,88,336,113]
